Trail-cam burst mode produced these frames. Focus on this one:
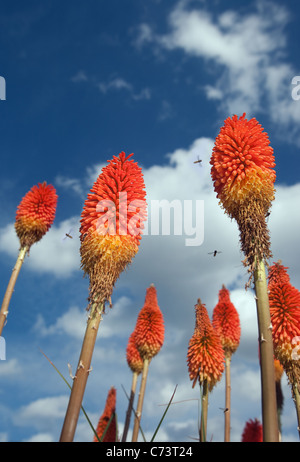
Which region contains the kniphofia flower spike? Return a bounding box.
[241,418,263,442]
[210,113,275,272]
[210,114,279,441]
[132,284,165,442]
[80,151,147,308]
[0,182,57,336]
[212,285,240,441]
[268,261,300,435]
[212,285,241,356]
[15,182,58,251]
[94,387,117,442]
[187,299,224,442]
[60,152,147,442]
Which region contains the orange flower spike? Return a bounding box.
[268,260,290,288]
[268,277,300,367]
[134,285,165,361]
[210,113,276,270]
[212,285,241,355]
[241,418,263,442]
[126,331,144,374]
[80,152,147,306]
[187,299,225,391]
[94,387,117,442]
[15,182,58,250]
[210,113,276,216]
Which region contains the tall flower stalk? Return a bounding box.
[0,182,57,336]
[59,152,147,442]
[187,299,224,441]
[131,284,165,442]
[122,330,144,442]
[268,261,300,436]
[212,285,241,441]
[210,113,279,441]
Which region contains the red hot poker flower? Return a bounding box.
[80,152,147,306]
[187,299,225,391]
[94,387,117,442]
[126,330,144,374]
[241,418,263,442]
[268,271,300,371]
[210,114,276,271]
[134,285,165,361]
[15,182,57,250]
[210,113,276,217]
[268,260,290,288]
[212,285,241,355]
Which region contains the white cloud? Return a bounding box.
[136,0,300,143]
[0,217,81,277]
[23,432,54,442]
[0,358,22,377]
[16,395,69,427]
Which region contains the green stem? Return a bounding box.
[200,380,208,442]
[132,358,150,442]
[224,352,231,442]
[122,371,139,442]
[0,246,28,336]
[254,257,279,442]
[59,300,104,442]
[292,381,300,439]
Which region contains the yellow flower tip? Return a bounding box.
[187,300,225,391]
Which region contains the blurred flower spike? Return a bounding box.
[80,152,147,307]
[15,181,58,251]
[94,387,117,442]
[241,418,263,442]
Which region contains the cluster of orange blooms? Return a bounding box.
[4,112,300,442]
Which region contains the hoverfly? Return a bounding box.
[208,250,222,257]
[62,228,74,241]
[194,156,202,166]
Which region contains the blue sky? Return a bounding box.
[1,0,300,442]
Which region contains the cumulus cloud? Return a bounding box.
[135,0,300,143]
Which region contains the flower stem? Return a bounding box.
[254,257,279,442]
[122,371,139,442]
[0,245,28,336]
[292,381,300,439]
[199,380,208,442]
[224,352,231,442]
[132,358,149,442]
[59,300,104,442]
